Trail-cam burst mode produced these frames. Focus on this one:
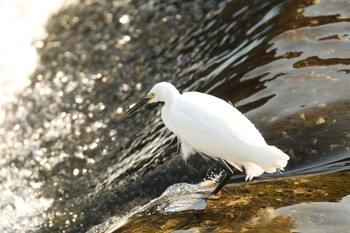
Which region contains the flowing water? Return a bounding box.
[1,0,350,232]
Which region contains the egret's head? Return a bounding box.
[125,82,179,117]
[148,82,175,103]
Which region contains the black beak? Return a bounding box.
[125,97,150,117]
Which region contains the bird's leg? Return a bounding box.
[211,159,234,195]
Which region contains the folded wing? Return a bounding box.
[170,92,289,180]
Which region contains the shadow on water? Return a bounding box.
[0,0,350,232]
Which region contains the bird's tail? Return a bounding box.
[243,145,290,181]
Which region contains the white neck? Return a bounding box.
[163,86,180,105]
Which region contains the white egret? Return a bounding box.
[126,82,289,194]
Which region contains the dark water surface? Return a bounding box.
[1,0,350,232]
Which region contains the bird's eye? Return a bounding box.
[148,93,155,99]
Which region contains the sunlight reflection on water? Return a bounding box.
[0,0,76,125]
[1,0,350,231]
[248,194,350,233]
[273,194,350,232]
[89,180,216,233]
[0,0,76,231]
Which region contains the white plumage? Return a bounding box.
[126,82,289,193]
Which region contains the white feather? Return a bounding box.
[147,82,289,182]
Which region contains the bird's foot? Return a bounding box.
[276,168,284,174]
[200,192,222,201]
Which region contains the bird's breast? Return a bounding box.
[161,105,177,134]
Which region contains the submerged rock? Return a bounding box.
[92,171,350,232]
